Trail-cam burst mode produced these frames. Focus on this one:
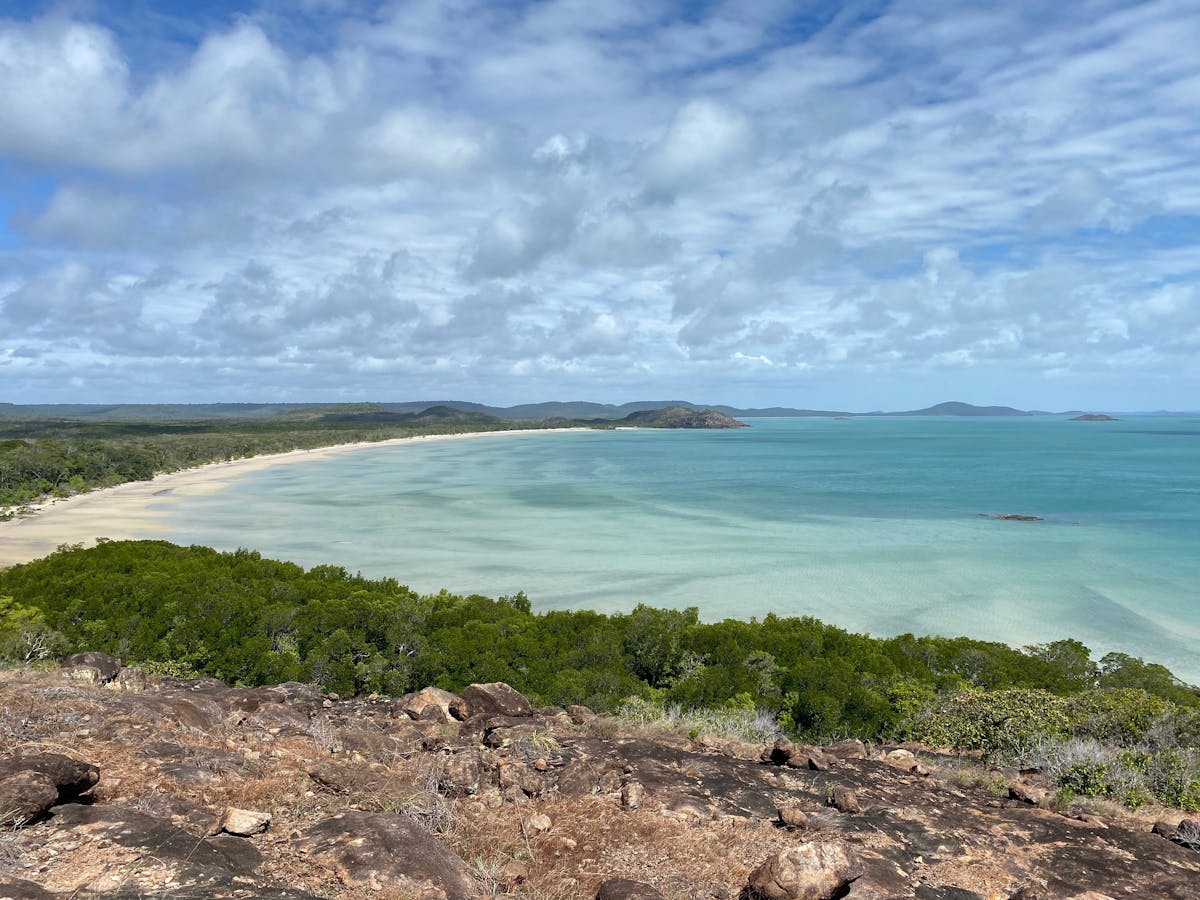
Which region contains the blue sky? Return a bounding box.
[1,0,1198,410]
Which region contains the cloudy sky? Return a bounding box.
[1,0,1198,410]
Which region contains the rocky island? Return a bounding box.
[1069,414,1119,421]
[1,657,1197,899]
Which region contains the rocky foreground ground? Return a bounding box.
[1,654,1198,899]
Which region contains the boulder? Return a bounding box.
[296,809,478,899]
[451,682,533,719]
[621,781,646,810]
[0,771,58,826]
[209,806,272,837]
[825,739,868,760]
[111,666,148,692]
[523,812,552,835]
[63,651,122,682]
[397,686,460,721]
[761,737,796,765]
[747,841,864,899]
[596,878,665,899]
[438,750,486,796]
[0,752,99,802]
[777,804,808,829]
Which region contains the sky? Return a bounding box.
[1,0,1199,411]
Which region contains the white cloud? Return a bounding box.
[1,1,1199,408]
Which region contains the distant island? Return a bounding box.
[611,406,748,429]
[1070,413,1119,421]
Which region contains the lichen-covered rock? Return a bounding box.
[297,810,477,898]
[0,753,99,802]
[62,651,122,682]
[0,771,58,826]
[747,841,864,899]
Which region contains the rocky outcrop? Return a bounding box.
[296,809,478,898]
[2,665,1198,898]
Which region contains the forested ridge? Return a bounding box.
[2,540,1198,810]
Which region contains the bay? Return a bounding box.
[159,417,1200,682]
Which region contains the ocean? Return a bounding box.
[160,417,1200,682]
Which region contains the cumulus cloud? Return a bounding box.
[2,0,1199,408]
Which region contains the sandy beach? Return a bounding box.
[0,428,589,569]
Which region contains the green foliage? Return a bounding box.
[1,539,1198,812]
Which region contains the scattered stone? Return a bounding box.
[596,877,666,899]
[747,841,864,899]
[209,806,271,837]
[777,804,808,829]
[62,651,122,682]
[621,781,646,809]
[523,812,553,835]
[499,859,530,890]
[827,786,861,814]
[297,809,477,899]
[885,748,915,763]
[451,682,534,719]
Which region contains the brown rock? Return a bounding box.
[1009,779,1051,807]
[596,878,665,899]
[761,737,796,765]
[621,781,647,809]
[63,651,122,682]
[438,750,486,797]
[827,786,861,813]
[0,771,58,826]
[523,812,552,835]
[451,682,533,719]
[209,807,271,837]
[397,686,460,721]
[297,809,477,899]
[0,752,99,802]
[747,841,864,899]
[777,804,808,829]
[825,739,868,759]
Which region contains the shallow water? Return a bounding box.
[160,417,1200,682]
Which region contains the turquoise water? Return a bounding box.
[160,418,1200,682]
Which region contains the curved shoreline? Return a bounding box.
[0,427,591,569]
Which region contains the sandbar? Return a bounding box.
[0,427,591,569]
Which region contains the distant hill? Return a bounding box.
[1070,413,1119,422]
[4,399,1184,422]
[277,403,506,427]
[883,401,1032,417]
[615,406,748,429]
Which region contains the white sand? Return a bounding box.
[0,428,591,569]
